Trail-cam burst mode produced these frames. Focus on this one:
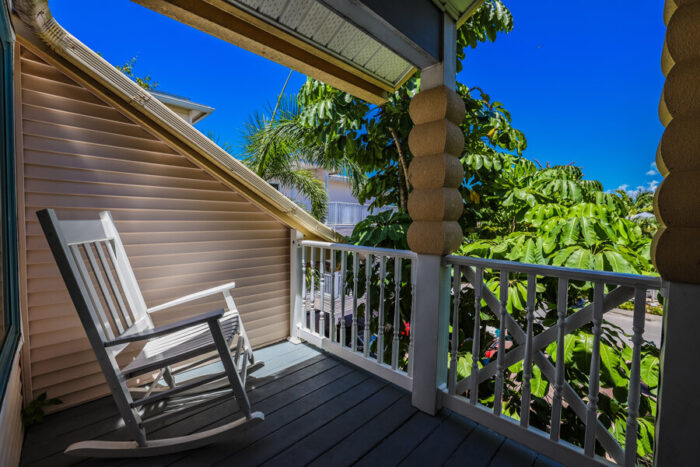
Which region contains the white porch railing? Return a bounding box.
[441,256,662,466]
[291,240,416,391]
[290,239,662,466]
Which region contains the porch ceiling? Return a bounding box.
[130,0,484,104]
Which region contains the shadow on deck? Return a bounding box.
[20,341,562,467]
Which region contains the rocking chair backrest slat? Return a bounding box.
[70,243,116,341]
[95,240,133,329]
[99,212,150,328]
[83,243,125,335]
[37,209,153,354]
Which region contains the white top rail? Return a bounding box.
[445,255,662,289]
[300,240,417,260]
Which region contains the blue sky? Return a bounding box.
[51,1,666,193]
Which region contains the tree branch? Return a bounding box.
[389,127,411,211]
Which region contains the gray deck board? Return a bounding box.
[354,410,444,466]
[445,424,506,467]
[20,342,562,467]
[397,412,477,467]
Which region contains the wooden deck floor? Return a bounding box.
[20,342,561,467]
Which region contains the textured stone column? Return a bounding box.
[653,0,700,281]
[654,2,700,466]
[406,85,465,255]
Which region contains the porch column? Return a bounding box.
[653,1,700,465]
[407,14,465,414]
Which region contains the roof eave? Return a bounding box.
[13,0,342,242]
[131,0,392,105]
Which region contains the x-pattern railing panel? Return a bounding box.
[445,256,662,466]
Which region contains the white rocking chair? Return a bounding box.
[37,209,264,458]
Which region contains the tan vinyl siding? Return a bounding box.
[17,45,291,410]
[0,350,24,467]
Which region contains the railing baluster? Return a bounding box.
[330,250,336,344]
[364,253,372,358]
[377,256,386,364]
[408,258,416,377]
[340,251,347,348]
[319,248,325,338]
[392,257,402,370]
[309,247,316,335]
[494,270,509,416]
[584,281,605,457]
[624,287,647,467]
[550,277,568,441]
[470,267,483,404]
[449,265,461,395]
[352,251,359,352]
[301,246,307,332]
[520,273,537,427]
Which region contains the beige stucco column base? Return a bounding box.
[406,85,465,255]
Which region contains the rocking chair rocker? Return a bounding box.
[37,209,264,458]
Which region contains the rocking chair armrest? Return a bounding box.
[146,282,236,314]
[104,309,226,347]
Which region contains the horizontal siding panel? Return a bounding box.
[24,149,209,180]
[25,231,287,257]
[23,103,154,139]
[30,339,93,363]
[21,72,106,106]
[26,261,288,293]
[19,47,292,409]
[26,273,289,309]
[24,206,274,223]
[24,164,228,191]
[24,135,189,166]
[27,238,287,264]
[20,55,82,85]
[31,349,96,377]
[25,219,282,238]
[24,178,244,202]
[22,88,133,123]
[25,193,253,212]
[22,120,175,153]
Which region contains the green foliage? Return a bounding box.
[115,57,158,91]
[228,93,364,220]
[21,392,61,427]
[297,1,515,213]
[348,210,410,250]
[460,160,656,277]
[620,300,663,315]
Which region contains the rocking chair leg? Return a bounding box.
[208,319,253,418]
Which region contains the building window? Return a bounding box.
[0,2,19,402]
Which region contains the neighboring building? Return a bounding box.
[278,166,393,237]
[150,90,214,125]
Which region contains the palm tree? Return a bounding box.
[239,71,364,220]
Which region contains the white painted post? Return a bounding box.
[289,229,304,343]
[654,281,700,467]
[410,254,452,414]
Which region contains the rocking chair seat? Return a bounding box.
[122,312,239,379]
